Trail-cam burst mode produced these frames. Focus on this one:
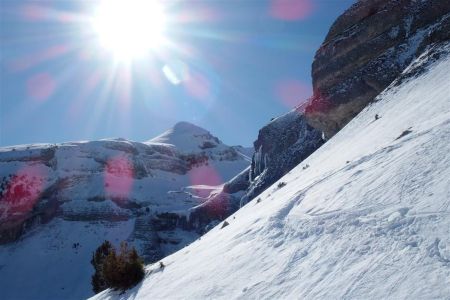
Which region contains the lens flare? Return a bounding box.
[189,165,222,189]
[10,45,69,72]
[162,61,189,85]
[26,72,56,102]
[20,4,50,22]
[92,0,167,60]
[0,166,47,221]
[104,155,134,200]
[184,71,211,101]
[270,0,314,21]
[275,79,311,108]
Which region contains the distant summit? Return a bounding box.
[172,121,211,133]
[149,121,225,154]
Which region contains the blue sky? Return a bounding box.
[0,0,355,147]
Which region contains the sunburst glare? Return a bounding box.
[91,0,167,61]
[2,0,320,147]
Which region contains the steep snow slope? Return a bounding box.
[0,122,249,300]
[93,45,450,299]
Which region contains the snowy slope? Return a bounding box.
[93,45,450,300]
[0,122,249,300]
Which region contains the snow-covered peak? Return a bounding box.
[148,121,225,153]
[173,121,210,134]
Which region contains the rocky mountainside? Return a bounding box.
[305,0,450,138]
[93,38,450,300]
[195,104,324,221]
[0,122,249,299]
[242,104,324,205]
[213,0,450,211]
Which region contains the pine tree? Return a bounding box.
[103,249,121,289]
[90,240,113,293]
[125,247,145,288]
[91,240,145,292]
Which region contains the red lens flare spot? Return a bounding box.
[26,72,56,102]
[304,89,333,114]
[189,165,222,194]
[20,4,48,21]
[270,0,314,21]
[184,71,211,101]
[176,6,222,23]
[55,11,79,23]
[0,166,47,220]
[275,79,311,108]
[104,156,134,199]
[11,45,69,72]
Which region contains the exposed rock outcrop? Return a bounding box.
[306,0,450,138]
[242,106,324,204]
[210,0,450,212]
[207,104,324,209]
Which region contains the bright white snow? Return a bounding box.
[149,121,227,154]
[92,46,450,300]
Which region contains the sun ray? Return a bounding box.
[91,0,167,61]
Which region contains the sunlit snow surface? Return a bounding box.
[93,45,450,299]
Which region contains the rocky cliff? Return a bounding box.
[306,0,450,138]
[204,103,323,211]
[215,0,450,212]
[242,105,324,204]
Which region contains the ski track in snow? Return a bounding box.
[92,45,450,300]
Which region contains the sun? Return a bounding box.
[92,0,166,61]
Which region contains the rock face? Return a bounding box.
[221,0,450,207]
[242,106,324,204]
[305,0,450,138]
[210,104,324,209]
[211,0,450,212]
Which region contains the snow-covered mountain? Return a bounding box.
[3,1,450,299]
[0,122,250,300]
[92,42,450,300]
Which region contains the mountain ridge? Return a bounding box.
[0,122,250,299]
